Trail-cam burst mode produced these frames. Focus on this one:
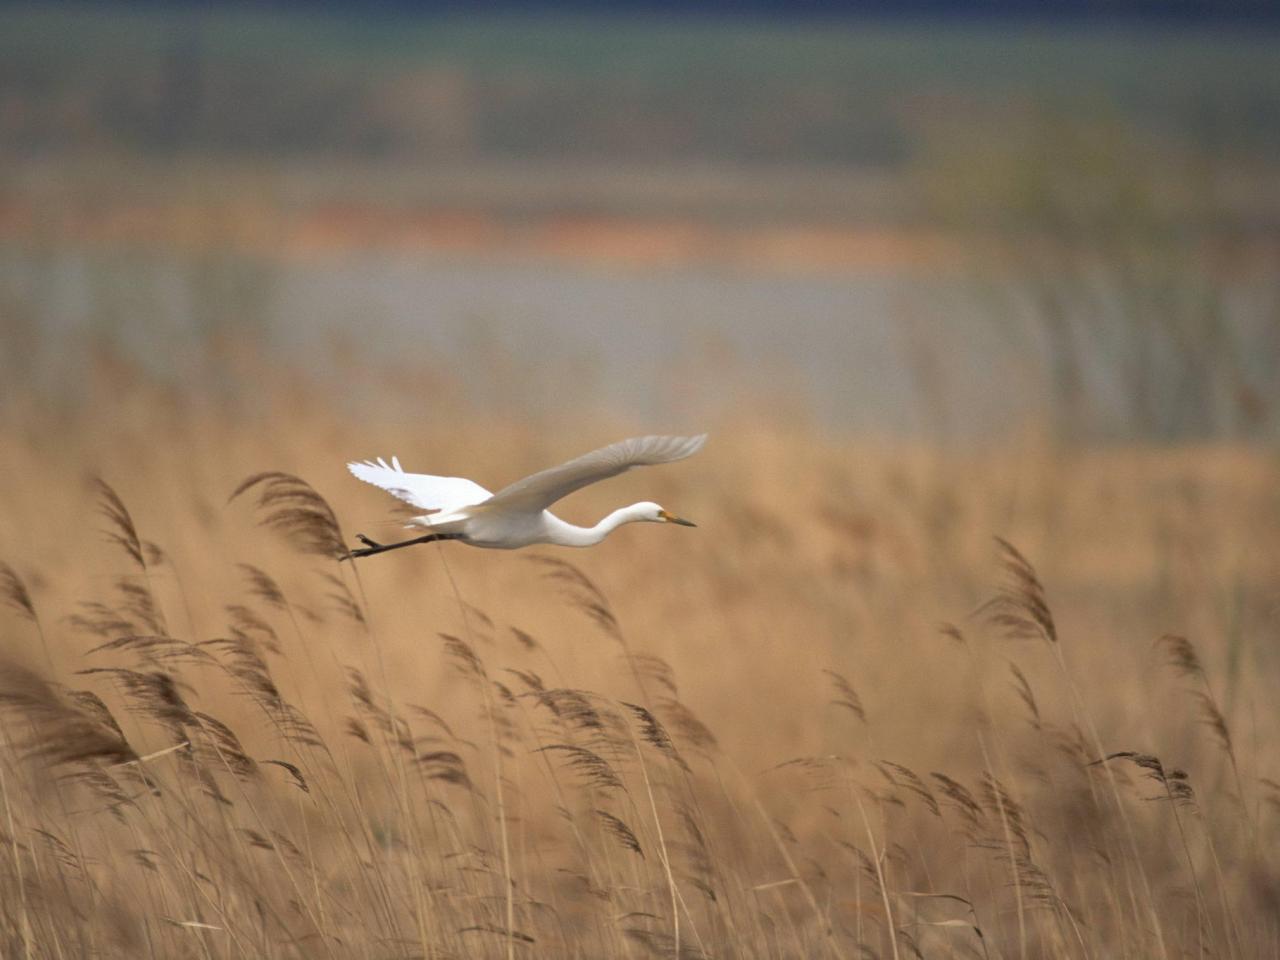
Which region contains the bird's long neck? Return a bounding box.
[550,505,646,547]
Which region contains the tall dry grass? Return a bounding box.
[1,357,1278,959]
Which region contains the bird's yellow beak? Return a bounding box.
[659,510,696,527]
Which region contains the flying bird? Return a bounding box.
[343,434,705,558]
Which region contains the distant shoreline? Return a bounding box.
[0,200,958,274]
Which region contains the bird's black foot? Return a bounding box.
[341,530,464,561]
[340,533,385,561]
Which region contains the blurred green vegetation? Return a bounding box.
[2,5,1278,168]
[920,112,1280,441]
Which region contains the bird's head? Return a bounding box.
[633,501,697,527]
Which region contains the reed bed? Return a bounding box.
[0,366,1277,959]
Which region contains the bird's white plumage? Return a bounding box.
[486,434,707,511]
[347,456,491,515]
[346,434,706,552]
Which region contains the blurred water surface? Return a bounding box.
[6,243,984,433]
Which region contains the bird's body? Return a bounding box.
[427,501,663,550]
[344,434,705,557]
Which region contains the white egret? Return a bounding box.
[343,434,705,558]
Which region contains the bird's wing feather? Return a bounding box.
[347,457,491,514]
[486,434,706,511]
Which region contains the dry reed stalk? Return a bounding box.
[0,760,32,960]
[1,561,53,674]
[0,562,37,623]
[228,472,347,559]
[93,478,147,571]
[735,755,848,960]
[621,702,692,960]
[844,761,900,960]
[234,470,440,946]
[1157,634,1248,821]
[985,536,1173,960]
[976,734,1027,960]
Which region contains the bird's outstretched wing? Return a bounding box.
[347,457,491,515]
[486,434,706,511]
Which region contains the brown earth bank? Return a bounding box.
[0,196,958,272]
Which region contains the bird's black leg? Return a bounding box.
[343,532,465,560]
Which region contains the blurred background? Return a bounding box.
[3,6,1280,957]
[2,0,1277,441]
